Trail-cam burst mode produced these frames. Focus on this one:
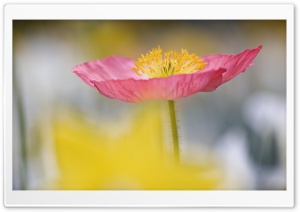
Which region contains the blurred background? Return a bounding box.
[13,20,286,190]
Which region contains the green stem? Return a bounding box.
[168,100,180,165]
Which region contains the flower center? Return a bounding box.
[132,46,207,78]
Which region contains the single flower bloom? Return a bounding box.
[73,45,262,102]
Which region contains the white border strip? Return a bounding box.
[4,4,291,20]
[4,190,294,207]
[4,4,294,207]
[285,2,295,205]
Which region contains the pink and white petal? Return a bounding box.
[91,68,226,102]
[72,56,146,87]
[202,46,262,83]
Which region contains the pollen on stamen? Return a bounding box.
[132,46,207,78]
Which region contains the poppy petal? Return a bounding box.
[72,56,146,87]
[91,68,226,102]
[202,46,262,83]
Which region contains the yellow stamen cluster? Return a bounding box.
[132,46,207,78]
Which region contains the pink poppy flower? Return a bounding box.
[73,46,262,102]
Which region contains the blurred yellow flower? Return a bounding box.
[48,103,221,190]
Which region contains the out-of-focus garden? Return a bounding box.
[13,20,286,190]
